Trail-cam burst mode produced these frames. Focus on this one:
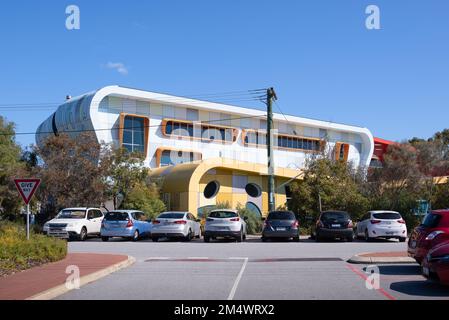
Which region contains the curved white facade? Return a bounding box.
[36,85,374,170]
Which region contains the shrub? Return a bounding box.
[237,205,263,235]
[0,222,67,276]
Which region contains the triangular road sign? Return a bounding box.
[14,179,41,205]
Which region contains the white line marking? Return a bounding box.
[227,257,248,301]
[188,257,209,260]
[146,257,170,260]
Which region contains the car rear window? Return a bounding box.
[209,211,238,219]
[373,212,402,220]
[321,212,350,221]
[105,212,129,221]
[268,211,296,220]
[158,213,185,219]
[422,213,442,228]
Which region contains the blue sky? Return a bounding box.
[1,0,448,147]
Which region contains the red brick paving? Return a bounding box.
[360,251,408,258]
[0,253,128,300]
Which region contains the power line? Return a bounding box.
[0,114,268,137]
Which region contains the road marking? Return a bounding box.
[188,257,209,260]
[346,264,397,300]
[227,258,248,301]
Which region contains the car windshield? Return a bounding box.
[158,213,185,219]
[321,212,349,221]
[421,213,442,228]
[105,212,129,221]
[57,210,86,219]
[373,212,402,220]
[268,211,295,220]
[209,211,238,219]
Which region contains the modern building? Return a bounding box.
[36,85,374,217]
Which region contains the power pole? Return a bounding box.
[267,87,277,212]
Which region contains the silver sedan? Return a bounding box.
[151,212,202,242]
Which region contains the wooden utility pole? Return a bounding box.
[266,88,277,212]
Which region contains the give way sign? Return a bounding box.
[14,179,41,205]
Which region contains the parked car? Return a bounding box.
[313,211,354,242]
[355,211,407,242]
[262,211,300,242]
[101,210,152,242]
[422,240,449,286]
[43,207,104,241]
[408,210,449,264]
[151,212,201,242]
[204,209,247,242]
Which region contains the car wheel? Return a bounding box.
[365,230,372,242]
[79,227,87,241]
[236,230,244,243]
[185,229,193,242]
[204,236,210,243]
[316,232,322,242]
[152,237,159,242]
[293,236,300,242]
[262,237,268,242]
[101,236,109,242]
[196,229,201,239]
[347,235,354,242]
[399,237,406,243]
[132,230,140,242]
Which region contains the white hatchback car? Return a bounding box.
[204,209,248,242]
[356,211,407,242]
[151,212,202,242]
[43,207,104,241]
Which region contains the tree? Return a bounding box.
[34,133,108,215]
[289,157,369,224]
[0,117,29,220]
[120,181,166,220]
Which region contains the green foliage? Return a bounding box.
[120,182,166,220]
[237,204,262,235]
[0,117,28,220]
[432,183,449,210]
[0,222,67,276]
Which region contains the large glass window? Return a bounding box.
[164,120,237,143]
[244,130,322,152]
[123,116,146,153]
[160,150,200,167]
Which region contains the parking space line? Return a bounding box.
[227,258,249,301]
[346,264,397,301]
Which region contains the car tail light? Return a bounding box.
[370,220,381,224]
[230,218,240,222]
[425,230,445,241]
[152,220,161,224]
[292,221,299,228]
[348,220,354,228]
[397,219,406,224]
[126,219,134,228]
[174,220,187,225]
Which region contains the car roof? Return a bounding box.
[432,209,449,215]
[210,209,238,213]
[63,208,89,210]
[107,210,142,213]
[160,211,188,214]
[369,211,400,214]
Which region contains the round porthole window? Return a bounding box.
[204,181,220,199]
[245,183,262,198]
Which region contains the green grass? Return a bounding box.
[0,222,67,276]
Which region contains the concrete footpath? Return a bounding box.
[348,251,416,265]
[0,253,135,300]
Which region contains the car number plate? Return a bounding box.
[386,232,395,235]
[422,267,430,277]
[277,228,287,231]
[332,224,341,228]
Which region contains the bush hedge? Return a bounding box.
[0,222,67,276]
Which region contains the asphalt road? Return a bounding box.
[58,236,449,300]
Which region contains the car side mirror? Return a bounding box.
[243,217,249,221]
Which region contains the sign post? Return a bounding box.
[14,179,41,240]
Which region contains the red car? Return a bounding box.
[422,240,449,286]
[408,210,449,264]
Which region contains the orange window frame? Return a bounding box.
[335,142,350,161]
[161,118,239,144]
[242,129,325,153]
[119,113,150,156]
[155,147,203,167]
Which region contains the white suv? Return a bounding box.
[356,211,408,242]
[204,209,248,242]
[44,208,104,241]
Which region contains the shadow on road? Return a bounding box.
[390,280,449,297]
[377,265,421,276]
